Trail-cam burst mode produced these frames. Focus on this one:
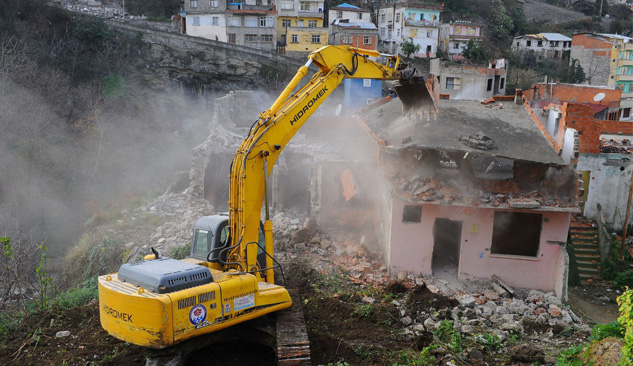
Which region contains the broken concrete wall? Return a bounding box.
[313,161,386,253]
[388,196,571,298]
[577,155,633,231]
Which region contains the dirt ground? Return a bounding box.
[0,263,622,366]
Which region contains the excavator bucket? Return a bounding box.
[394,73,440,121]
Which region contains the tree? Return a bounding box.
[565,59,586,84]
[490,0,514,44]
[462,39,489,63]
[400,39,420,57]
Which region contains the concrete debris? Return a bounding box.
[459,131,496,150]
[392,174,575,209]
[56,331,71,338]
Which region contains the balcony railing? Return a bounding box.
[404,19,440,27]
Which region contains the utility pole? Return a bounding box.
[598,0,604,17]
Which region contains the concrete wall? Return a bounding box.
[561,128,576,164]
[577,154,633,230]
[108,21,309,79]
[186,14,228,42]
[388,197,571,297]
[430,59,507,100]
[570,34,614,86]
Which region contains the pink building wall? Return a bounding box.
[389,196,571,297]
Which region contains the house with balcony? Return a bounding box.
[511,33,572,62]
[571,33,633,121]
[183,0,228,42]
[377,2,442,56]
[328,3,371,36]
[225,0,277,50]
[438,21,483,61]
[277,0,327,55]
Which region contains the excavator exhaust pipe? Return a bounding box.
[394,72,440,122]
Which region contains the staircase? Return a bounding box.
[570,222,601,283]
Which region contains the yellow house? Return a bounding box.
[277,0,327,55]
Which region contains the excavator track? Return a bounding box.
[143,288,310,365]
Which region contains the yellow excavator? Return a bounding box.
[98,45,438,348]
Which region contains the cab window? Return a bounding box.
[193,229,211,257]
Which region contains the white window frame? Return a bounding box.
[281,1,294,10]
[192,16,200,26]
[308,20,317,28]
[300,2,311,11]
[311,34,321,43]
[259,16,273,27]
[342,36,352,44]
[211,16,219,26]
[363,36,371,45]
[190,0,198,8]
[210,0,219,7]
[282,19,291,28]
[291,34,298,43]
[363,79,371,87]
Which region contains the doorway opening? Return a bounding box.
[432,218,462,277]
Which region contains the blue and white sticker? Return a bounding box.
[189,304,207,325]
[224,302,231,314]
[234,294,255,311]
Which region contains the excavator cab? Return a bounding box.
[191,214,266,270]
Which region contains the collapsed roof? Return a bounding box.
[356,98,565,166]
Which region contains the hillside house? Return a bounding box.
[183,0,228,42]
[277,0,327,55]
[571,33,633,121]
[377,2,442,56]
[511,33,572,61]
[430,58,507,100]
[438,21,483,61]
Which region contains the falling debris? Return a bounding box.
[340,169,357,201]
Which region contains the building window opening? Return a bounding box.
[403,205,422,223]
[487,79,493,91]
[491,212,542,257]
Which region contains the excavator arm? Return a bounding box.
[223,45,438,283]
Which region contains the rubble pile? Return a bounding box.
[600,138,633,154]
[392,175,574,209]
[459,132,496,150]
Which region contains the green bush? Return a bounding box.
[618,289,633,365]
[590,321,624,341]
[556,344,586,366]
[169,243,191,259]
[55,277,99,310]
[614,270,633,290]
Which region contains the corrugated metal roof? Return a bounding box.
[514,33,571,42]
[540,33,572,41]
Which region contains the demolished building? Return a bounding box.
[196,88,578,300]
[350,97,579,300]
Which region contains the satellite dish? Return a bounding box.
[335,104,342,116]
[594,92,606,102]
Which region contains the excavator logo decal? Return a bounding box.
[189,304,207,325]
[289,86,328,125]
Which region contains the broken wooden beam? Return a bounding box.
[492,274,515,296]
